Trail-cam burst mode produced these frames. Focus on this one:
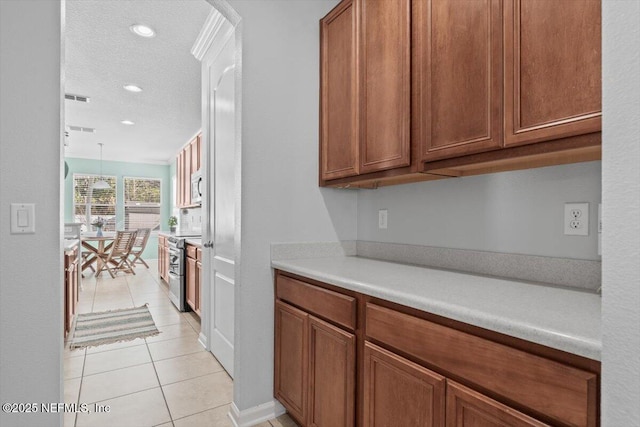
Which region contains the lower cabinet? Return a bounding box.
[308,316,355,427]
[195,257,202,316]
[186,256,198,312]
[275,301,308,423]
[64,247,78,337]
[186,243,202,315]
[274,270,599,427]
[446,381,548,427]
[275,301,356,427]
[363,342,445,427]
[158,236,169,283]
[362,342,547,427]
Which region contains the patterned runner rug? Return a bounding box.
[69,305,160,349]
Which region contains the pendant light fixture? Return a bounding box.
[93,143,111,190]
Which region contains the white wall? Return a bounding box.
[601,1,640,425]
[0,1,64,426]
[358,161,602,260]
[224,0,356,411]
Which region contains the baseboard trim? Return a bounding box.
[228,399,286,427]
[198,332,208,349]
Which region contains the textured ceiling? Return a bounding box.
[64,0,211,164]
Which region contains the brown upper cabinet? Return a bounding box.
[359,0,411,174]
[320,0,358,180]
[176,133,202,208]
[319,0,602,188]
[320,0,418,187]
[414,0,503,162]
[503,0,601,147]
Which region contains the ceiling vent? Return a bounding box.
[65,93,91,103]
[68,125,95,133]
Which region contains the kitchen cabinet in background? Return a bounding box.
[319,0,602,189]
[185,243,201,315]
[176,133,202,208]
[158,235,169,283]
[64,245,79,337]
[196,247,202,317]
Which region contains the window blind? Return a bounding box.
[124,177,161,231]
[73,174,117,231]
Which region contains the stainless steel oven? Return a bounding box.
[167,237,187,311]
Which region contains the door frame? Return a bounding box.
[193,0,242,376]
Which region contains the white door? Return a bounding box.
[201,30,236,377]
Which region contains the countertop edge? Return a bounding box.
[272,258,601,361]
[185,238,202,247]
[63,239,80,251]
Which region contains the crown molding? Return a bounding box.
[191,8,233,61]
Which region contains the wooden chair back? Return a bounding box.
[109,230,137,259]
[127,228,152,269]
[133,228,151,250]
[95,230,138,278]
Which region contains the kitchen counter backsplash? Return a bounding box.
[271,241,600,292]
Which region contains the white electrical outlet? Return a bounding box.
[564,203,589,236]
[378,209,388,229]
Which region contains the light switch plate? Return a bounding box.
[378,209,388,229]
[11,203,35,234]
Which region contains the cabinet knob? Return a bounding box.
[203,241,214,249]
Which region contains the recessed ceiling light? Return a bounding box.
[121,120,135,125]
[123,84,143,93]
[130,24,155,38]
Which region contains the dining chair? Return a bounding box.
[96,230,138,278]
[127,228,151,269]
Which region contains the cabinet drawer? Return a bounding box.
[276,275,356,331]
[365,303,597,427]
[186,245,197,259]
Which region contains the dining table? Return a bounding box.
[81,232,117,276]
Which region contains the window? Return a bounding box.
[73,174,117,232]
[124,177,161,231]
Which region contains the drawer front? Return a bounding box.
[196,248,202,262]
[186,245,197,259]
[365,303,597,427]
[276,274,356,331]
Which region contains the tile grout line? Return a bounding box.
[168,401,232,424]
[71,272,94,427]
[145,334,176,426]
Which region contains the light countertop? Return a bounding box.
[63,239,79,251]
[185,238,202,247]
[272,256,601,361]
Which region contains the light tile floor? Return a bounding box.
[64,259,297,427]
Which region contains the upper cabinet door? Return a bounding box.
[415,0,503,162]
[359,0,411,174]
[320,0,359,181]
[504,0,601,147]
